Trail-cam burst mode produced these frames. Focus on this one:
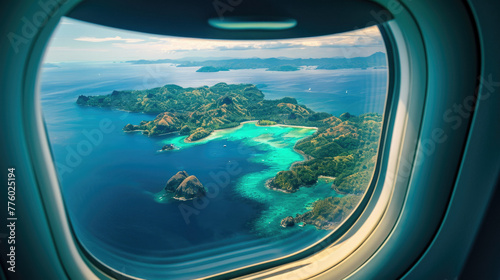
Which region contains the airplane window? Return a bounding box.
[40,17,388,279]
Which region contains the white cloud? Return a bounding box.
[75,36,144,43]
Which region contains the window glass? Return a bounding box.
[41,17,387,279]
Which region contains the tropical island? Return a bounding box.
[76,83,382,230]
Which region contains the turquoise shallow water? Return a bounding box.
[162,122,342,236]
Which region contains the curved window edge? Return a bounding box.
[21,1,420,280]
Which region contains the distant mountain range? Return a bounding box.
[126,52,387,72]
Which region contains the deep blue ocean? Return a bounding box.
[40,62,387,279]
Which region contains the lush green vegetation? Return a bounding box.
[196,66,229,72]
[77,82,383,229]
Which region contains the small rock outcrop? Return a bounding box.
[161,144,176,151]
[175,175,206,200]
[219,96,233,105]
[164,171,188,192]
[281,216,295,228]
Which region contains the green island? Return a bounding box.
[76,83,382,230]
[196,66,230,72]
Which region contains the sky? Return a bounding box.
[43,17,386,63]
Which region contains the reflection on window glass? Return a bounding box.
[41,17,387,279]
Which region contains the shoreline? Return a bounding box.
[126,120,318,144]
[255,121,319,131]
[183,120,317,143]
[178,120,322,196]
[290,134,316,168]
[124,129,180,138]
[293,147,314,160]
